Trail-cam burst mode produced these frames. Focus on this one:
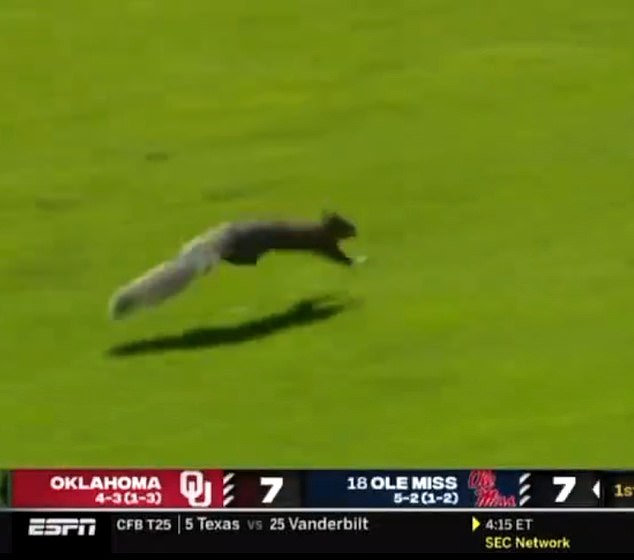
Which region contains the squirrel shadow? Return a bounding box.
[108,294,357,358]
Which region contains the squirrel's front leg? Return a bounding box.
[318,243,354,266]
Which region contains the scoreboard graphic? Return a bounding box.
[2,468,634,552]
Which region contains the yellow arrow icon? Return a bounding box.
[472,516,480,532]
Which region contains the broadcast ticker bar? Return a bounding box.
[4,469,634,509]
[4,511,634,552]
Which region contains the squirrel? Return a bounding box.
[109,211,360,320]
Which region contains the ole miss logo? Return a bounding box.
[468,470,516,507]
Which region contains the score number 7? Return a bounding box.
[553,476,576,503]
[261,476,284,504]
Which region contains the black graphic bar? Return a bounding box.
[5,510,634,552]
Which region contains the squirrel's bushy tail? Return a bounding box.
[108,259,199,320]
[109,234,222,320]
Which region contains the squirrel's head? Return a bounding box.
[322,211,357,240]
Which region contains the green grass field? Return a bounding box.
[2,0,634,468]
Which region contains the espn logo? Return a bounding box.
[28,518,96,536]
